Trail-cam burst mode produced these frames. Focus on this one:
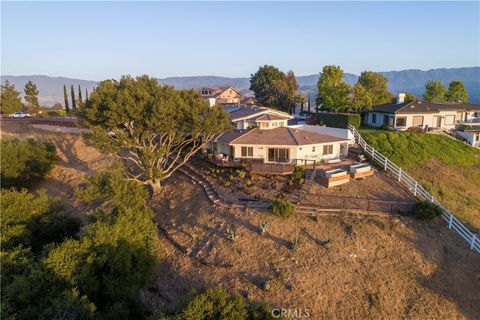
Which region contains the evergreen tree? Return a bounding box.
[423,80,447,102]
[63,85,70,113]
[316,65,351,112]
[0,81,24,114]
[71,84,76,110]
[446,80,468,102]
[357,71,392,106]
[24,81,40,114]
[85,88,89,103]
[78,85,83,102]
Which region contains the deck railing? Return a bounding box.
[348,125,479,253]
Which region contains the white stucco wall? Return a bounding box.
[230,142,348,163]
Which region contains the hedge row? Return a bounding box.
[314,112,361,129]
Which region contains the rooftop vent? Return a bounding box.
[396,93,406,104]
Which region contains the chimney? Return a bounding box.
[397,93,406,104]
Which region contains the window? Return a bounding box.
[312,146,316,152]
[268,148,289,162]
[372,113,377,124]
[412,116,424,127]
[396,117,407,127]
[323,144,333,155]
[241,146,253,157]
[445,115,455,125]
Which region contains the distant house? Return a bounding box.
[364,94,480,131]
[240,96,256,106]
[205,106,350,165]
[456,123,480,147]
[199,86,242,107]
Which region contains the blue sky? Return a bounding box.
[1,1,479,80]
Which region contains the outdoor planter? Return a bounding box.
[349,163,374,179]
[320,168,350,188]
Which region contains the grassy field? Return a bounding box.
[360,128,480,231]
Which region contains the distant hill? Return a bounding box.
[2,67,479,106]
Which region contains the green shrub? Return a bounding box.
[315,112,361,128]
[224,181,231,188]
[238,171,246,179]
[173,288,275,320]
[412,201,443,220]
[292,166,306,182]
[1,139,58,188]
[0,189,81,253]
[75,168,149,212]
[270,196,293,218]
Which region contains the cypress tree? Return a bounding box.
[63,85,70,113]
[78,85,83,102]
[85,88,89,103]
[71,84,76,110]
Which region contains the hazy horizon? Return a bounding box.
[1,1,479,80]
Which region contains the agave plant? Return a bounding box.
[258,221,269,234]
[224,229,236,241]
[290,233,302,251]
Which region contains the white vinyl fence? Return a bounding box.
[348,125,479,253]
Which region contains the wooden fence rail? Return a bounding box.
[348,125,480,253]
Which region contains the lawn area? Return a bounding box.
[359,128,480,231]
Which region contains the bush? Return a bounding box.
[315,112,361,128]
[292,166,306,182]
[171,288,275,320]
[75,168,149,212]
[270,196,293,218]
[1,139,58,188]
[0,189,81,253]
[413,201,443,220]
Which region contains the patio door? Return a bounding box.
[433,116,441,128]
[267,148,289,163]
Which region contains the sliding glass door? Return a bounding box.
[267,148,290,163]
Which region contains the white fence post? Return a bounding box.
[384,158,388,171]
[471,235,477,250]
[413,182,418,196]
[372,148,375,158]
[398,168,402,182]
[430,195,434,203]
[448,214,453,229]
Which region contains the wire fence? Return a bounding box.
[348,125,479,253]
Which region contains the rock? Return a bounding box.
[262,280,271,291]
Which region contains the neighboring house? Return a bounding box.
[240,96,256,106]
[364,94,480,131]
[205,106,350,165]
[456,123,480,147]
[199,86,242,107]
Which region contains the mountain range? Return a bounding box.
[2,67,479,106]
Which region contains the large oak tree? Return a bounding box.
[80,75,230,194]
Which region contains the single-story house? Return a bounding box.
[364,94,480,131]
[199,86,242,107]
[456,123,480,147]
[205,106,350,165]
